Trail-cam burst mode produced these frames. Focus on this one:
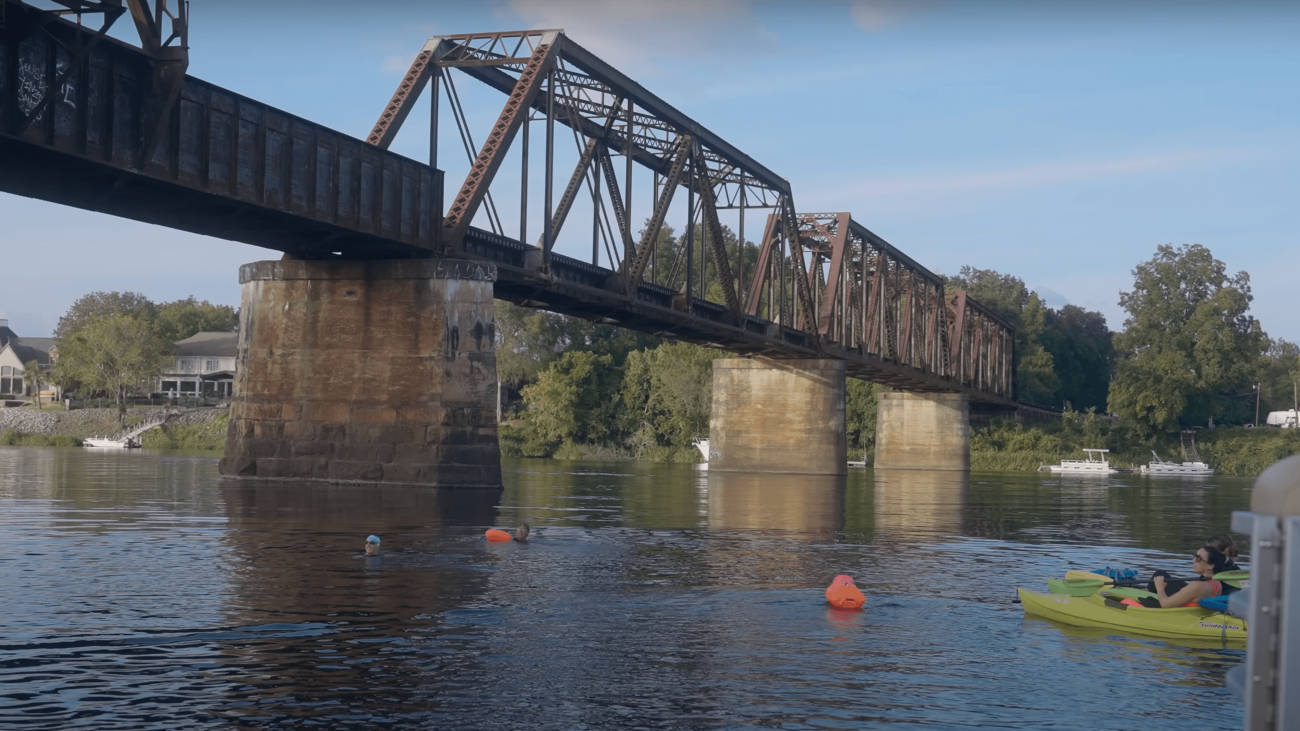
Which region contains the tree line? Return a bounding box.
[47,292,238,421]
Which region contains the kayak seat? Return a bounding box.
[1199,595,1231,613]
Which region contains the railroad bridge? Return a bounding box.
[1,1,1019,484]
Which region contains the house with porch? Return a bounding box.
[159,332,238,398]
[0,319,56,399]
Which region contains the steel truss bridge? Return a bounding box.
[0,2,1017,407]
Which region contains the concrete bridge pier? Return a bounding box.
[708,359,847,475]
[218,259,502,488]
[874,393,970,471]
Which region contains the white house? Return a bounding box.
[0,319,56,398]
[159,332,238,397]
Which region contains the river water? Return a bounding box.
[0,446,1250,729]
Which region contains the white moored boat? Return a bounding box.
[1140,450,1213,476]
[693,438,710,461]
[1040,448,1117,475]
[83,436,141,448]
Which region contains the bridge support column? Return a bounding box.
[874,393,970,471]
[219,259,502,488]
[708,359,846,475]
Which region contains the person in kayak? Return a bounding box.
[1150,546,1233,608]
[1205,533,1242,570]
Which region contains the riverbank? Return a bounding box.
[971,419,1300,476]
[0,407,228,450]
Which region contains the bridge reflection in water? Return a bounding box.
[872,469,970,540]
[215,482,501,725]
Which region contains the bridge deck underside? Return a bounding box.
[0,2,1015,408]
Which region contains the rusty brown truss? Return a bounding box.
[0,8,1016,405]
[370,30,1016,403]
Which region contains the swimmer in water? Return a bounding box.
[364,534,381,556]
[515,523,530,543]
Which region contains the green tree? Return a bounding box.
[846,379,886,458]
[1109,244,1266,434]
[22,360,42,410]
[154,297,238,344]
[55,292,156,340]
[1041,305,1114,412]
[1257,339,1300,416]
[620,341,717,453]
[495,300,658,420]
[519,351,623,456]
[57,315,170,426]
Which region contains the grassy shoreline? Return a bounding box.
[971,417,1300,477]
[139,412,229,451]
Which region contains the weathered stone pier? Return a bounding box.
[219,259,502,488]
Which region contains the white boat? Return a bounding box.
[693,438,710,461]
[1140,450,1213,476]
[1266,410,1299,429]
[1040,448,1117,475]
[83,436,141,448]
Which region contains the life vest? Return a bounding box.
[1120,578,1225,608]
[825,575,866,610]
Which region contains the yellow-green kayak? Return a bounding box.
[1018,587,1247,641]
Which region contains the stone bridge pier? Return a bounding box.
[219,259,502,488]
[708,359,848,475]
[874,393,971,471]
[707,359,972,474]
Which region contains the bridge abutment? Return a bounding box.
[218,259,502,488]
[708,359,847,475]
[874,393,970,471]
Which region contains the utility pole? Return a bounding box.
[1254,382,1260,427]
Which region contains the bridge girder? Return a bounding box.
[0,5,1020,406]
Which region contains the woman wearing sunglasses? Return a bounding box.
[1149,545,1234,608]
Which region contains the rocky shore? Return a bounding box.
[0,407,226,439]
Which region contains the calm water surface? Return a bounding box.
[0,446,1250,729]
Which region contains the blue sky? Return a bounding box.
[3,0,1296,344]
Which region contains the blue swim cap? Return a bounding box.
[366,535,381,545]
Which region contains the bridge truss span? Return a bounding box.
[372,28,1017,405]
[0,6,1018,407]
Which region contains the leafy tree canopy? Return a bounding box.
[518,351,622,456]
[1041,305,1114,412]
[620,341,717,452]
[1109,244,1266,433]
[55,291,156,340]
[56,314,170,424]
[155,297,238,344]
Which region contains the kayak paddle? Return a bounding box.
[1062,569,1248,589]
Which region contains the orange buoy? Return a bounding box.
[825,574,866,610]
[485,528,513,542]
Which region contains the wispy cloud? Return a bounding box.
[503,0,774,75]
[849,0,942,33]
[382,54,416,75]
[828,148,1258,200]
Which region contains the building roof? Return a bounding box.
[173,331,238,357]
[6,337,55,366]
[0,321,17,348]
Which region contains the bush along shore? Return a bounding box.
[138,411,228,451]
[971,409,1300,477]
[0,408,228,451]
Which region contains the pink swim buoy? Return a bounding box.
[825,574,866,610]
